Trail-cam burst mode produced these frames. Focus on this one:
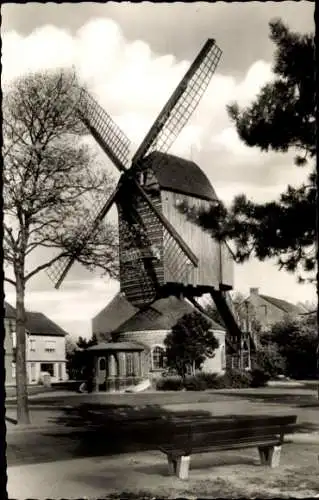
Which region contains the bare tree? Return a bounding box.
[3,68,118,424]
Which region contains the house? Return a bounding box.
[237,288,306,333]
[25,311,68,384]
[4,301,68,385]
[90,294,226,391]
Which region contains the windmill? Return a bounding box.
[47,39,255,361]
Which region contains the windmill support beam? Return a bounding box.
[187,295,238,355]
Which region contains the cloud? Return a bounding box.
[2,19,273,160]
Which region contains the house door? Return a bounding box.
[97,357,107,391]
[58,363,63,381]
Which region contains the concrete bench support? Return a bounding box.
[176,455,191,480]
[166,453,191,479]
[258,445,282,468]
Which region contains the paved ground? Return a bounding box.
[6,444,319,499]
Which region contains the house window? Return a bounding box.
[11,362,16,379]
[152,346,165,370]
[45,340,56,353]
[126,352,134,376]
[29,339,36,352]
[12,330,16,349]
[40,363,54,377]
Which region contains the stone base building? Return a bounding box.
[91,294,226,391]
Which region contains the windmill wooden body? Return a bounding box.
[47,39,256,364]
[117,151,234,308]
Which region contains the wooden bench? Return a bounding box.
[158,414,297,479]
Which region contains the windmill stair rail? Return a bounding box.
[158,414,297,480]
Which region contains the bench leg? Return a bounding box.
[167,454,177,475]
[176,455,191,480]
[258,445,282,468]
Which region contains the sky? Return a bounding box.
[2,2,316,339]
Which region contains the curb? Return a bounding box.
[6,404,74,411]
[6,424,70,434]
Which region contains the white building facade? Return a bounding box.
[26,333,68,384]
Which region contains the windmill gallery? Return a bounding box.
[48,39,255,391]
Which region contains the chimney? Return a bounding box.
[250,287,259,296]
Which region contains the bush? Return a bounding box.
[193,371,226,389]
[254,344,286,378]
[184,375,207,391]
[155,375,183,391]
[223,368,252,388]
[155,368,267,391]
[262,316,317,380]
[250,368,271,388]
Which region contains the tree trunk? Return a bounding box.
[15,273,30,424]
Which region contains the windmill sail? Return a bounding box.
[132,40,222,164]
[47,89,132,289]
[77,89,131,172]
[46,185,120,288]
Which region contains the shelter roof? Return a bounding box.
[87,342,145,352]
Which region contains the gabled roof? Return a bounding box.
[4,301,68,336]
[259,295,305,315]
[114,295,225,334]
[4,301,16,319]
[142,152,218,202]
[92,293,138,335]
[25,312,68,337]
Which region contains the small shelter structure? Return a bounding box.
[87,341,145,392]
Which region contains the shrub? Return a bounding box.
[184,375,207,391]
[155,375,183,391]
[155,368,269,391]
[185,370,253,390]
[194,371,226,389]
[254,344,286,378]
[250,368,271,388]
[262,316,317,380]
[223,368,252,388]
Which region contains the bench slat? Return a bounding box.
[160,436,280,456]
[156,423,293,446]
[166,415,296,431]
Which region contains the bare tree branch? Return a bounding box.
[25,251,69,282]
[4,276,17,286]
